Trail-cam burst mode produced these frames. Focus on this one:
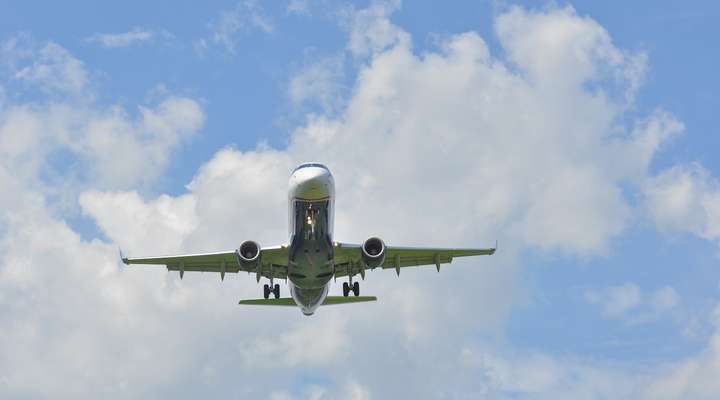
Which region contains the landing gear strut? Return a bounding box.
[342,281,360,297]
[263,283,280,299]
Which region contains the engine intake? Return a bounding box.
[361,237,386,268]
[236,240,261,268]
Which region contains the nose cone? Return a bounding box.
[289,283,328,316]
[290,166,334,200]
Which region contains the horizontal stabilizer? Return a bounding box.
[238,296,377,306]
[322,296,377,305]
[239,298,295,306]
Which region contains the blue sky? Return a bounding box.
[2,1,720,399]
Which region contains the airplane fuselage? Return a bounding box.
[287,163,336,315]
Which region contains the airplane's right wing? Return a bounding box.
[333,242,496,278]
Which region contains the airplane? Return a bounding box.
[121,163,496,315]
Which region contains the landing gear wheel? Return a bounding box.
[273,284,280,299]
[352,281,360,296]
[342,282,350,297]
[263,284,270,299]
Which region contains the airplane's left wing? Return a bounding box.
[121,245,289,280]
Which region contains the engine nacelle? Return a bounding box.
[236,240,261,268]
[361,237,386,268]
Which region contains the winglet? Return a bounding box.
[119,248,129,265]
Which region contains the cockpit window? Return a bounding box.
[292,163,329,173]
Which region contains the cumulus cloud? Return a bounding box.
[69,4,702,398]
[0,36,205,194]
[275,5,679,256]
[496,6,646,102]
[85,27,162,48]
[3,3,720,399]
[644,163,720,243]
[79,191,197,254]
[340,0,407,58]
[0,39,220,400]
[0,96,204,191]
[288,53,345,113]
[475,302,720,399]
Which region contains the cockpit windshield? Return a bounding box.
[292,163,329,173]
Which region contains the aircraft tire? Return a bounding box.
[273,284,280,299]
[353,281,360,296]
[263,284,270,299]
[342,282,349,297]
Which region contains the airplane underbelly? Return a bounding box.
[288,248,333,289]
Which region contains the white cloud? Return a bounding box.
[205,0,274,54]
[644,163,720,243]
[279,5,679,256]
[237,313,351,368]
[289,54,345,113]
[85,27,158,48]
[0,95,204,191]
[585,283,679,322]
[0,37,204,192]
[3,3,720,399]
[496,5,645,103]
[453,304,720,399]
[64,5,701,398]
[585,282,642,317]
[74,0,687,379]
[12,42,89,95]
[341,0,407,58]
[79,191,197,254]
[642,305,720,399]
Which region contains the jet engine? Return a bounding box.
[236,240,261,268]
[361,237,386,268]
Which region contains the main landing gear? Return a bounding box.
[342,281,360,297]
[263,283,280,299]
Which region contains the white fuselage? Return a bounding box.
[286,164,336,315]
